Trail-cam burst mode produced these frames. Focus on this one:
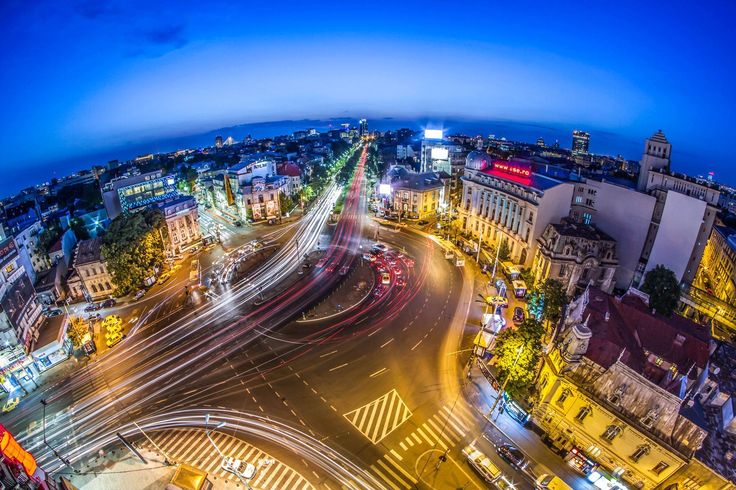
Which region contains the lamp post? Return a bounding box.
[40,399,74,470]
[204,414,253,490]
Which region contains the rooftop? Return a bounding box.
[74,237,104,266]
[581,287,711,389]
[549,220,615,243]
[386,166,449,191]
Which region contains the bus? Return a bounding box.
[190,259,200,283]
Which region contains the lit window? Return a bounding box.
[575,405,592,422]
[557,388,572,405]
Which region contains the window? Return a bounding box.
[652,461,669,475]
[601,424,621,442]
[557,388,572,405]
[609,384,627,405]
[641,408,660,428]
[585,198,594,206]
[631,444,650,462]
[559,264,567,277]
[575,405,592,422]
[90,284,98,293]
[575,196,583,204]
[105,282,112,291]
[583,212,592,225]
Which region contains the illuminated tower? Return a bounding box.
[571,130,590,156]
[636,130,671,191]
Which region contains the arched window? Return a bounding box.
[601,424,622,442]
[631,444,651,462]
[575,405,592,422]
[557,388,572,405]
[641,408,660,428]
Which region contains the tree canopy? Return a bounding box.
[66,316,89,349]
[640,265,680,316]
[492,318,544,399]
[102,208,166,295]
[539,279,567,324]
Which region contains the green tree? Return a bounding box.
[539,279,567,324]
[300,185,315,205]
[497,239,511,261]
[492,318,544,398]
[278,192,293,215]
[640,265,681,316]
[66,316,89,349]
[102,209,166,295]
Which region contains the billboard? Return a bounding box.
[0,238,17,271]
[0,425,38,478]
[493,160,531,177]
[424,129,443,140]
[431,148,449,160]
[378,184,391,195]
[266,200,278,219]
[0,273,36,329]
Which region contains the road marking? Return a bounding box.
[380,338,394,348]
[411,433,422,444]
[399,442,407,451]
[390,449,403,462]
[370,465,401,490]
[329,363,348,372]
[370,368,388,378]
[384,454,417,484]
[320,350,338,358]
[411,340,422,351]
[343,389,412,444]
[377,460,411,489]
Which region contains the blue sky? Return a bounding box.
[1,0,735,189]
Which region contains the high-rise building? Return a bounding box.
[536,137,545,147]
[571,130,590,156]
[224,136,235,146]
[359,118,368,136]
[636,130,671,191]
[214,135,223,149]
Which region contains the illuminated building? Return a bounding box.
[531,219,618,295]
[158,195,201,254]
[102,170,178,220]
[383,166,450,220]
[691,225,736,328]
[536,137,545,147]
[70,237,113,302]
[534,287,729,489]
[214,135,223,148]
[420,129,463,175]
[572,130,590,156]
[359,119,368,136]
[636,130,671,192]
[459,153,573,266]
[0,237,43,349]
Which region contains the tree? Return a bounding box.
[497,239,511,262]
[70,217,90,240]
[102,208,166,295]
[66,316,89,349]
[492,318,544,398]
[278,192,293,216]
[539,279,567,324]
[640,265,681,316]
[300,185,315,205]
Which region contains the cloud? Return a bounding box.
[126,24,189,58]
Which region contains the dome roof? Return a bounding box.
[466,151,491,171]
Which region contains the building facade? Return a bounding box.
[572,130,590,156]
[534,287,718,489]
[71,238,114,301]
[531,220,618,296]
[459,155,574,266]
[102,170,178,220]
[158,196,201,254]
[384,167,450,220]
[637,131,671,192]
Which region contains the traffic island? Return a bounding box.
[298,261,375,323]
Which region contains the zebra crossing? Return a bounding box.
[343,389,413,444]
[367,404,477,490]
[137,428,314,489]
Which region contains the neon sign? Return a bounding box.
[0,425,38,478]
[493,161,531,177]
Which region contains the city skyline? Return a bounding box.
[2,0,736,188]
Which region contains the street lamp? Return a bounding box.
[40,399,74,470]
[204,414,253,489]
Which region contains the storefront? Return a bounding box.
[0,346,39,393]
[30,316,70,373]
[565,446,599,475]
[587,468,631,490]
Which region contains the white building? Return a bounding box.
[420,130,464,175]
[637,130,671,191]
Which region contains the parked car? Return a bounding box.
[43,308,63,317]
[316,257,328,268]
[101,298,116,308]
[221,457,256,479]
[497,444,527,469]
[134,289,146,301]
[84,303,101,312]
[513,307,525,324]
[157,272,171,285]
[371,243,388,252]
[462,445,503,483]
[233,220,243,227]
[105,332,123,348]
[339,265,350,276]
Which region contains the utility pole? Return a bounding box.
[40,399,74,470]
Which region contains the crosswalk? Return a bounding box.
[137,428,314,489]
[344,389,413,444]
[367,404,477,490]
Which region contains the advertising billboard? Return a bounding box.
[431,148,449,160]
[266,200,278,219]
[424,129,443,140]
[0,273,35,329]
[0,238,17,271]
[378,184,392,195]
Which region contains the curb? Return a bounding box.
[297,267,376,324]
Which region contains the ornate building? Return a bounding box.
[70,238,114,301]
[533,287,728,489]
[158,195,201,254]
[531,220,618,296]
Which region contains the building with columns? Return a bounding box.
[458,154,574,266]
[158,195,201,254]
[531,219,618,295]
[533,287,727,489]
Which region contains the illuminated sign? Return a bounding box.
[431,148,449,160]
[424,129,443,140]
[0,239,17,269]
[0,425,38,478]
[493,161,531,178]
[378,184,392,195]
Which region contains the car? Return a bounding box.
[402,258,415,268]
[157,272,171,285]
[221,456,256,479]
[513,307,525,324]
[105,332,123,348]
[87,313,102,321]
[316,257,328,268]
[381,272,391,285]
[418,220,430,226]
[43,308,63,317]
[84,303,101,312]
[326,260,338,272]
[373,286,384,297]
[396,277,406,288]
[339,265,350,276]
[134,289,146,301]
[497,444,526,469]
[493,476,518,489]
[101,298,116,308]
[462,445,503,483]
[392,266,402,275]
[371,243,388,252]
[362,253,376,262]
[233,220,243,227]
[2,397,20,413]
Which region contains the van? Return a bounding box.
[462,445,503,483]
[536,474,573,490]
